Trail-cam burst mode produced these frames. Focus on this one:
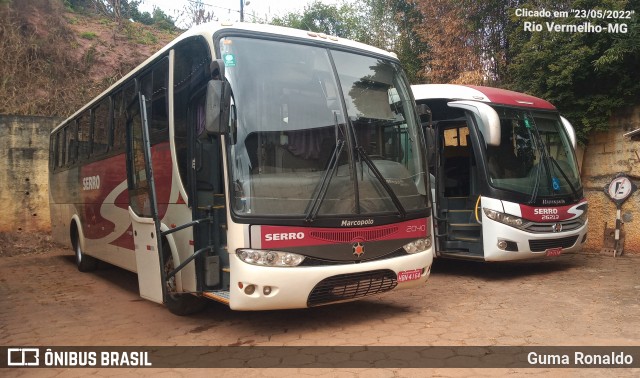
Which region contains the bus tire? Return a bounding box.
[163,242,207,316]
[72,224,98,272]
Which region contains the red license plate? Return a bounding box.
[545,247,563,257]
[397,269,422,283]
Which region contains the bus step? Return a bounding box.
[449,223,481,229]
[446,210,475,223]
[203,290,230,305]
[438,251,485,261]
[445,196,470,209]
[448,226,481,241]
[449,236,480,242]
[197,205,225,211]
[442,239,484,255]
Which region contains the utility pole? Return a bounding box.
[240,0,250,22]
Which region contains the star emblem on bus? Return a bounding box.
[353,242,365,258]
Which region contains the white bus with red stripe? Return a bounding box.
[48,22,434,314]
[412,84,587,261]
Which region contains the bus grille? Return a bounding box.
[307,269,397,307]
[524,219,584,233]
[309,227,398,243]
[529,235,579,252]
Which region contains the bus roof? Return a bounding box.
[54,22,398,133]
[411,84,556,110]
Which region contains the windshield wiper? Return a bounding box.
[528,161,542,205]
[305,114,345,223]
[549,157,579,200]
[527,116,553,205]
[355,145,407,219]
[343,115,407,218]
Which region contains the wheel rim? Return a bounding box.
[164,254,177,294]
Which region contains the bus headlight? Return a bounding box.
[236,249,305,267]
[577,208,588,223]
[403,237,432,254]
[483,208,526,228]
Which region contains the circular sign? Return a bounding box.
[608,176,633,200]
[604,173,637,206]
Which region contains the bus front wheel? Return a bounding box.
[163,242,207,316]
[72,225,98,272]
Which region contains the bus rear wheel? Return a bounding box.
[163,243,207,316]
[72,226,98,272]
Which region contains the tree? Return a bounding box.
[183,0,217,27]
[505,0,640,142]
[386,0,430,83]
[413,0,484,84]
[270,1,361,40]
[269,0,428,83]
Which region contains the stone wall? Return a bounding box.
[0,115,61,232]
[581,105,640,254]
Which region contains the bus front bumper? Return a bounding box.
[225,249,433,311]
[482,218,588,262]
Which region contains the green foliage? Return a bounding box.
[79,31,97,39]
[269,0,428,83]
[151,7,175,30]
[505,0,640,143]
[270,1,361,39]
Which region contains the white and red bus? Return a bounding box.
[48,22,434,314]
[412,84,587,261]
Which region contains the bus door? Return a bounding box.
[187,88,227,293]
[435,120,483,258]
[126,93,165,304]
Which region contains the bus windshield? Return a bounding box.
[485,106,581,198]
[221,36,427,220]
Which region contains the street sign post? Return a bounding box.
[603,173,637,256]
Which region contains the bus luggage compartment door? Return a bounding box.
[129,208,164,304]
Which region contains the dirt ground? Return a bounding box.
[1,232,639,377]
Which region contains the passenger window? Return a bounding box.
[77,114,91,161]
[65,122,77,165]
[92,98,110,156]
[112,81,136,152]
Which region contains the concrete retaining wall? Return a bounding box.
[581,105,640,253]
[0,115,61,232]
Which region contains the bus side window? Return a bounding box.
[49,135,55,171]
[77,113,91,161]
[55,130,64,168]
[112,81,136,153]
[141,56,169,144]
[173,36,211,195]
[92,98,110,156]
[66,121,77,166]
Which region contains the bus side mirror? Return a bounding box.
[416,103,431,126]
[560,116,577,149]
[424,127,436,168]
[447,100,501,147]
[205,60,230,135]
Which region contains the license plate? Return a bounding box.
[397,269,422,283]
[545,247,563,257]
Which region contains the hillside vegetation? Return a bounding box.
[0,0,179,118]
